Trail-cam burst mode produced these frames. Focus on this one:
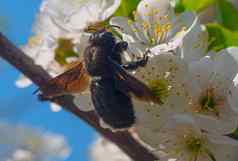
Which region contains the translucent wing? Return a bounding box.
[108,58,162,104]
[39,61,91,99]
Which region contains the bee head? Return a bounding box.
[89,31,116,47]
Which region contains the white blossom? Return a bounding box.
[42,0,121,32]
[148,115,238,161]
[132,52,191,138]
[110,0,204,62]
[90,137,131,161]
[186,47,238,134]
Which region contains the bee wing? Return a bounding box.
[40,61,91,99]
[108,58,162,104]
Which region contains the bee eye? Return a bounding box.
[121,42,128,50]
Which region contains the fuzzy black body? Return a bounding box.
[39,31,158,130]
[84,31,135,129]
[91,79,135,129]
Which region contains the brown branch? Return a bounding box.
[0,32,159,161]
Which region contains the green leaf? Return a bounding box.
[113,0,141,18]
[54,38,78,65]
[206,23,238,52]
[227,127,238,140]
[216,0,238,31]
[174,0,186,13]
[174,0,216,13]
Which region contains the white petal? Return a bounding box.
[168,12,196,39]
[50,103,62,112]
[15,76,32,88]
[34,48,55,67]
[228,75,238,113]
[73,94,94,112]
[213,47,238,82]
[150,28,187,55]
[137,0,174,22]
[101,0,121,20]
[150,12,200,59]
[188,56,213,91]
[90,137,132,161]
[208,134,238,146]
[193,107,238,135]
[180,23,208,62]
[207,144,238,161]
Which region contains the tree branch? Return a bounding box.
[0,32,159,161]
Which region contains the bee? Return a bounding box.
[39,30,162,129]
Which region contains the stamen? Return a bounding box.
[192,88,225,118]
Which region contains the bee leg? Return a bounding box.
[111,41,128,65]
[122,54,149,70]
[114,41,128,53]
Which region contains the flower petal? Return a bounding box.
[101,0,121,20]
[188,56,213,91]
[73,94,94,112]
[212,47,238,84]
[168,12,196,40]
[179,23,208,63]
[15,75,32,88]
[134,54,191,135]
[50,103,62,112]
[137,0,174,23]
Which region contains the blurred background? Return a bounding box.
[0,1,96,161]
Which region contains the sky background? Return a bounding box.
[0,1,96,161]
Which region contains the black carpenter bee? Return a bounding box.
[39,30,162,129]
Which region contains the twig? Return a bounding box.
[0,32,159,161]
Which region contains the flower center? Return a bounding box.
[148,79,169,103]
[55,38,78,65]
[185,136,203,154]
[182,133,216,161]
[198,88,221,117]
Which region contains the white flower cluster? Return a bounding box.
[0,122,70,161]
[90,137,132,161]
[17,0,238,160]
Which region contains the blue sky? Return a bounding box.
[0,1,96,161]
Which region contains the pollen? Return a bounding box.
[184,135,203,154]
[148,79,170,103]
[142,21,149,31]
[154,24,162,36]
[28,35,42,47]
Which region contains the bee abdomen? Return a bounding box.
[90,79,135,129]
